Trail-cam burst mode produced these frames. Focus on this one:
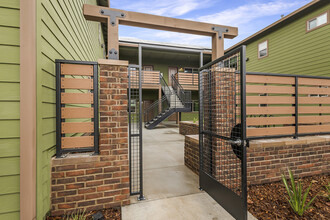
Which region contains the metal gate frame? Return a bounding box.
[128,64,145,200]
[198,46,247,220]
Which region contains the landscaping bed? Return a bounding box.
[248,174,330,220]
[47,207,121,220]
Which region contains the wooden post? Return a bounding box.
[212,33,224,60]
[108,23,119,59]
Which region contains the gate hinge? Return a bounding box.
[212,26,229,39]
[100,9,125,26]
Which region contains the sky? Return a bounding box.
[111,0,311,49]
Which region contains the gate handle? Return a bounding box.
[228,139,242,145]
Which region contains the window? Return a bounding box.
[143,65,153,71]
[224,55,238,69]
[307,12,328,31]
[184,67,198,74]
[258,40,268,59]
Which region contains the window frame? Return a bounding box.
[306,10,329,33]
[258,40,269,59]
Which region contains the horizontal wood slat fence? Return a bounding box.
[245,72,330,139]
[56,60,99,157]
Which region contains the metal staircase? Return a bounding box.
[144,74,192,129]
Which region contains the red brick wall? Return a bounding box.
[184,135,330,186]
[184,135,199,175]
[51,63,130,216]
[247,137,330,185]
[179,121,199,135]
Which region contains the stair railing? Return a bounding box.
[160,73,172,100]
[144,73,171,123]
[171,75,192,110]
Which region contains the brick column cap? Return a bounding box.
[98,59,129,66]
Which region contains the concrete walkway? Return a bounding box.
[122,122,256,220]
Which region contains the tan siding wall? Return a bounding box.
[36,0,105,218]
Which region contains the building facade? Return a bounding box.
[227,0,330,76]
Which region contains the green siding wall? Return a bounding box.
[36,0,104,219]
[246,3,330,76]
[0,0,20,219]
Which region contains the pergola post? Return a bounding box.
[212,33,225,60]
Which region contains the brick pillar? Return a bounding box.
[50,60,130,216]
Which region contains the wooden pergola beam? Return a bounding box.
[83,4,238,60]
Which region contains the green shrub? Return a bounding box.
[66,209,86,220]
[325,183,330,200]
[193,117,198,123]
[281,168,318,216]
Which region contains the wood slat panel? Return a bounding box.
[246,96,295,104]
[61,136,94,149]
[247,126,295,137]
[246,85,295,94]
[299,115,330,124]
[61,93,93,104]
[299,97,330,104]
[299,106,330,114]
[299,124,330,134]
[246,75,295,85]
[61,107,94,118]
[61,78,93,89]
[61,64,93,76]
[299,86,330,95]
[299,77,330,87]
[61,122,94,133]
[247,116,295,126]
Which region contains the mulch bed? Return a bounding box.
[248,174,330,220]
[47,207,121,220]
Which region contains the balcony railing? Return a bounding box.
[175,72,198,90]
[130,70,160,89]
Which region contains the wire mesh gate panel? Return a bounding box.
[55,60,99,157]
[199,46,247,220]
[128,65,144,199]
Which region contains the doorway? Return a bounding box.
[168,66,178,86]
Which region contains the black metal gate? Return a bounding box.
[199,46,247,220]
[128,65,145,200]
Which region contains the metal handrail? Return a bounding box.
[144,73,192,125]
[171,75,192,109]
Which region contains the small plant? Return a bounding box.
[325,183,330,200]
[281,168,318,216]
[193,117,198,123]
[66,209,86,220]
